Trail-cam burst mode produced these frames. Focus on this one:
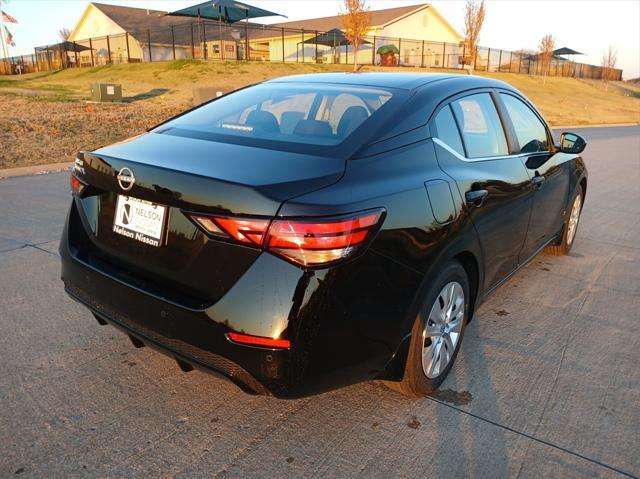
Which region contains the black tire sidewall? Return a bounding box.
[405,261,470,395]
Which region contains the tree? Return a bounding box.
[340,0,371,71]
[58,27,71,42]
[462,0,486,74]
[601,46,618,91]
[538,34,556,85]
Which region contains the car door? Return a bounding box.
[431,91,534,291]
[496,92,570,260]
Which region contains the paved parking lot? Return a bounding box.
[1,126,639,478]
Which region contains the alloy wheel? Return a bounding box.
[422,281,465,379]
[567,193,582,246]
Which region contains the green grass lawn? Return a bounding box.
[2,60,639,126]
[1,61,639,169]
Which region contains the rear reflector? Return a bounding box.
[186,208,385,268]
[226,332,291,349]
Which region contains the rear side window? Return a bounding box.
[160,83,393,147]
[500,94,549,153]
[451,93,508,158]
[434,106,464,156]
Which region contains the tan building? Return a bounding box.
[251,4,462,66]
[68,3,244,65]
[67,2,462,67]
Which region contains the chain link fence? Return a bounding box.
[0,20,623,81]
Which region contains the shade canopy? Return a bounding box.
[302,29,370,47]
[553,47,584,56]
[168,0,285,23]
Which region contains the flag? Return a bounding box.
[4,25,15,47]
[1,10,18,23]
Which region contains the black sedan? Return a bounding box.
[61,73,587,398]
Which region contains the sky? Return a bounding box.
[2,0,639,78]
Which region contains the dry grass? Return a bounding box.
[1,60,638,169]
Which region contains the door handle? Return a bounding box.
[532,175,545,189]
[465,189,489,207]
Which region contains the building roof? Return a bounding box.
[84,3,259,45]
[270,3,430,32]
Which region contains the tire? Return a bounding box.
[546,184,583,256]
[386,260,470,397]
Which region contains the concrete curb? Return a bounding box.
[0,123,637,179]
[0,162,72,179]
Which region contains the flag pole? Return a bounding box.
[0,0,11,73]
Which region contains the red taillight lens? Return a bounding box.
[226,332,290,349]
[266,210,384,267]
[70,173,86,196]
[186,209,384,268]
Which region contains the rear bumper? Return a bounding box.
[60,201,423,398]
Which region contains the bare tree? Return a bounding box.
[462,0,486,74]
[340,0,371,71]
[601,46,618,91]
[538,34,556,85]
[58,27,71,42]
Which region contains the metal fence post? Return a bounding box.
[301,29,305,63]
[171,25,176,60]
[147,30,152,62]
[203,22,208,60]
[398,38,401,64]
[315,30,318,63]
[372,36,376,65]
[486,47,490,71]
[508,52,512,72]
[498,49,502,72]
[442,42,446,68]
[125,32,131,63]
[89,38,94,66]
[190,23,195,58]
[420,40,425,68]
[106,35,111,64]
[281,28,285,62]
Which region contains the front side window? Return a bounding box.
[451,93,508,158]
[159,83,394,147]
[500,94,549,153]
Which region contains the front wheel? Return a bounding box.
[386,260,470,397]
[547,184,583,256]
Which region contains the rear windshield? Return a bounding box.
[157,83,394,147]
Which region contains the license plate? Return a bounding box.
[113,195,167,247]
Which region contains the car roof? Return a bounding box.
[266,72,512,91]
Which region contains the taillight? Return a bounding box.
[265,210,384,267]
[186,209,384,268]
[70,172,86,196]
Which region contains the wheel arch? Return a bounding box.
[379,245,483,381]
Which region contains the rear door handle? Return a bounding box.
[532,175,545,189]
[465,189,489,207]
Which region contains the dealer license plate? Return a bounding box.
[112,195,167,247]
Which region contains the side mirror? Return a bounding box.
[558,132,587,154]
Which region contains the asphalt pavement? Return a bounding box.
[1,126,639,478]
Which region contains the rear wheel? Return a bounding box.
[386,260,470,397]
[546,184,583,256]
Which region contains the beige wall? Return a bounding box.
[377,7,461,43]
[68,4,126,42]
